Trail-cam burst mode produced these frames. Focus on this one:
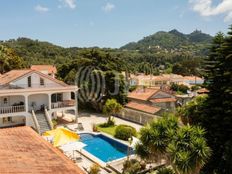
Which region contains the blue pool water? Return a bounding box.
[80,133,128,162]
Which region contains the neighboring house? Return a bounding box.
[126,87,177,115]
[127,73,204,87]
[0,126,84,174]
[0,69,78,134]
[31,65,57,78]
[182,76,204,85]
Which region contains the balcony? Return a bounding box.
[51,100,75,109]
[0,105,25,114]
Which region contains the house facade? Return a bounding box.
[127,73,204,87]
[0,69,78,134]
[118,87,177,125]
[126,87,177,114]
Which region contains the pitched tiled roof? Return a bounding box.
[0,69,33,85]
[0,126,84,174]
[128,88,160,101]
[0,69,68,87]
[150,98,177,103]
[126,101,161,114]
[197,88,209,94]
[31,65,57,74]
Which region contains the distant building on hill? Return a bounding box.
[125,73,204,87]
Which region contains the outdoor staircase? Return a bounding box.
[35,111,51,134]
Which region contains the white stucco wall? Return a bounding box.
[11,72,63,88]
[28,94,48,111]
[0,96,25,107]
[63,92,71,100]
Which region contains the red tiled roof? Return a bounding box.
[126,101,161,114]
[0,69,33,85]
[0,126,84,174]
[150,98,177,103]
[31,65,57,74]
[197,88,209,94]
[0,69,68,87]
[128,88,160,101]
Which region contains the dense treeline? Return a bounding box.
[0,29,212,77]
[0,45,25,73]
[178,26,232,174]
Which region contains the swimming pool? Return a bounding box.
[80,133,129,162]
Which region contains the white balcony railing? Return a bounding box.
[51,100,75,109]
[0,105,25,114]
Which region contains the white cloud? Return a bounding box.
[35,5,49,13]
[102,2,115,12]
[60,0,76,9]
[189,0,232,22]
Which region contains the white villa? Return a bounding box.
[0,69,78,134]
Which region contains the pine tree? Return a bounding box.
[202,27,232,173]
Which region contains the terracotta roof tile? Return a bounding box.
[126,101,161,114]
[150,98,177,103]
[197,88,209,94]
[31,65,57,74]
[128,88,160,101]
[0,69,68,87]
[0,126,84,174]
[0,69,33,85]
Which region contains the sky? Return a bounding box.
[0,0,231,48]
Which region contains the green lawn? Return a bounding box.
[96,125,116,136]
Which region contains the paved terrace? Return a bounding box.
[63,111,143,132]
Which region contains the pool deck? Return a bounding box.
[56,111,143,174]
[64,111,142,132]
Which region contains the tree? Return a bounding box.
[135,115,211,174]
[177,95,207,125]
[198,28,232,173]
[0,45,25,73]
[167,126,211,174]
[102,99,123,125]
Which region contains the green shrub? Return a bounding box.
[89,164,100,174]
[171,83,189,94]
[115,124,137,141]
[99,119,115,128]
[157,167,175,174]
[122,159,141,174]
[52,119,57,128]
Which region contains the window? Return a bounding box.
[40,78,45,86]
[28,76,31,87]
[3,98,8,104]
[7,117,12,122]
[51,93,63,103]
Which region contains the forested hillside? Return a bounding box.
[121,29,212,55]
[0,29,212,79]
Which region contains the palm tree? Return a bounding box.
[135,116,211,174]
[135,115,179,164]
[167,126,211,174]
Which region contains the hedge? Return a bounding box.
[114,124,137,141]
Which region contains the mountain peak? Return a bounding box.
[121,29,213,53]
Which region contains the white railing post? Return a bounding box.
[31,110,40,134]
[44,108,53,130]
